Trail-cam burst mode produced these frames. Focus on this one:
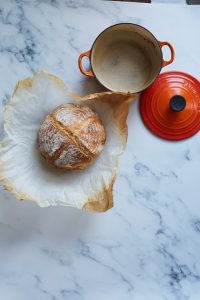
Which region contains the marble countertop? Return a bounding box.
[0,1,200,299]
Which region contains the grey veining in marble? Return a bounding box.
[0,0,200,299]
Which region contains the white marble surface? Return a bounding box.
[0,0,200,299]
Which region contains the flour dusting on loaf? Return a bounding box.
[38,103,106,170]
[38,116,67,157]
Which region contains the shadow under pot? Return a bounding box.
[78,23,175,94]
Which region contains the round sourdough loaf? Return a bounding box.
[38,103,106,170]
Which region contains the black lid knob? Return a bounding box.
[170,95,186,112]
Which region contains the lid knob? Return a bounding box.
[169,95,186,112]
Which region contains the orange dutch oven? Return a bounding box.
[78,23,174,94]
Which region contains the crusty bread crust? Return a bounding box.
[38,103,106,170]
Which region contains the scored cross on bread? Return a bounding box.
[38,104,106,170]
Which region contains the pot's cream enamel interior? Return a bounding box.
[91,24,162,93]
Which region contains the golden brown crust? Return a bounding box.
[53,138,91,170]
[51,115,94,158]
[38,103,106,170]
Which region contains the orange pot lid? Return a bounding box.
[140,71,200,141]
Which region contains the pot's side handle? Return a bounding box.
[159,41,175,67]
[78,50,94,77]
